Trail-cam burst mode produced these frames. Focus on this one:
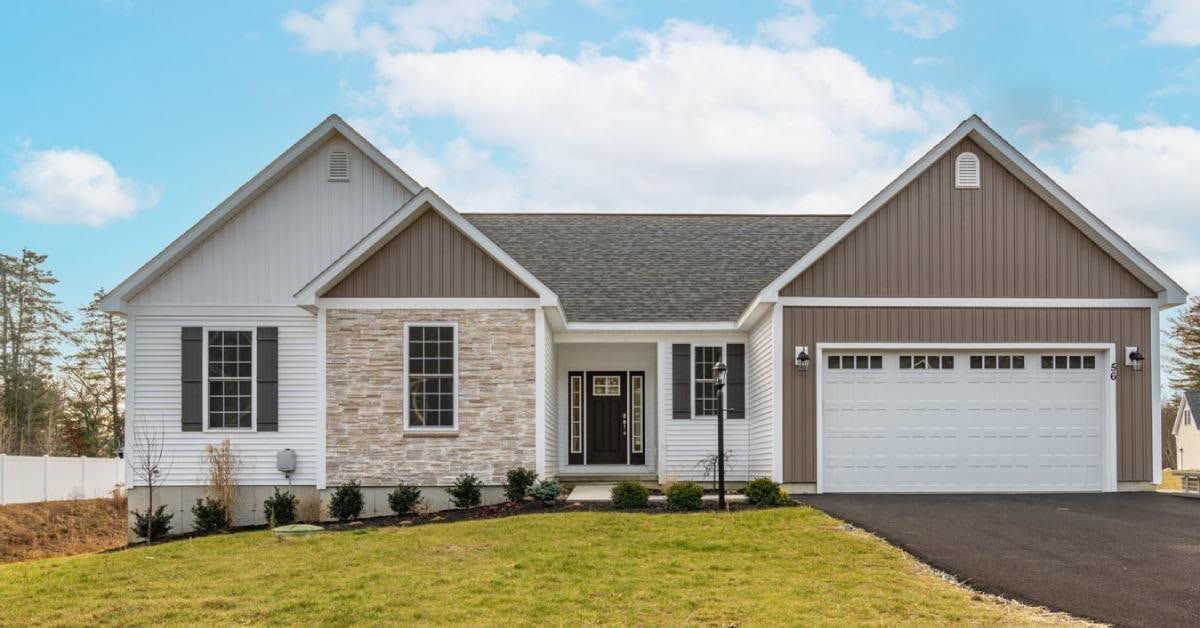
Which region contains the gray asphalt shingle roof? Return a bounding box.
[1185,391,1200,418]
[463,214,848,322]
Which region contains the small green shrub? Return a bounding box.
[448,473,483,509]
[610,480,649,508]
[329,480,364,522]
[263,488,298,526]
[503,467,538,502]
[388,484,423,515]
[744,477,787,506]
[191,497,229,533]
[131,505,173,541]
[528,478,561,503]
[665,481,704,511]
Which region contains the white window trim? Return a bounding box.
[202,327,256,433]
[691,342,726,420]
[402,321,460,433]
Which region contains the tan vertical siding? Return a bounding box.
[782,139,1155,298]
[325,209,536,298]
[781,307,1152,484]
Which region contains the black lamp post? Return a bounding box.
[713,360,728,509]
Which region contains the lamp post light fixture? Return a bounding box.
[713,360,728,510]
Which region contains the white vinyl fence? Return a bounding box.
[0,455,126,505]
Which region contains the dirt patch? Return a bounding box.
[0,496,127,564]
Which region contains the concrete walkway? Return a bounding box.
[566,483,746,503]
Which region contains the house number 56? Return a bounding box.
[1110,363,1117,381]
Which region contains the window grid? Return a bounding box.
[592,375,620,396]
[208,330,252,429]
[899,355,955,370]
[631,375,644,454]
[694,346,723,417]
[1040,355,1096,370]
[826,355,883,370]
[569,376,582,454]
[969,354,1025,370]
[407,325,455,428]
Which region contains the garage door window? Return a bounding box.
[969,354,1025,369]
[900,355,954,370]
[1041,355,1096,370]
[827,355,883,370]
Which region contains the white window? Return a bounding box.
[405,323,457,429]
[207,330,253,429]
[569,375,583,454]
[694,345,724,417]
[955,151,980,188]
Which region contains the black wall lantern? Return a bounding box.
[794,346,811,373]
[1126,346,1145,372]
[712,360,728,509]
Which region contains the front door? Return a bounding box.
[586,372,627,464]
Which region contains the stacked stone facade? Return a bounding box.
[326,308,536,486]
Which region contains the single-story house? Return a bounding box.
[101,114,1186,534]
[1173,392,1200,470]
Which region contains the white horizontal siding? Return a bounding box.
[132,136,413,305]
[746,315,774,479]
[659,341,750,482]
[130,309,318,485]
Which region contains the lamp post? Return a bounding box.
[713,360,728,509]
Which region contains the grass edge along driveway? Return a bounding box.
[0,506,1086,626]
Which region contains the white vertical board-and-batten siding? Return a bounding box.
[658,341,751,482]
[129,310,318,486]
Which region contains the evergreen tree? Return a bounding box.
[68,289,125,454]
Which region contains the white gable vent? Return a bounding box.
[955,151,980,189]
[328,150,350,182]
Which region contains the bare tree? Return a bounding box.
[129,419,174,541]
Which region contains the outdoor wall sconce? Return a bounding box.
[794,346,811,373]
[1125,346,1145,372]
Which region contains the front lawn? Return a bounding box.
[0,507,1079,625]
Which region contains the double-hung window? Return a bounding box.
[406,323,457,429]
[207,330,253,429]
[693,345,723,418]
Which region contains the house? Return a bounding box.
[101,114,1186,534]
[1172,392,1200,470]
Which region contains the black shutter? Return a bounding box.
[672,343,691,420]
[257,327,279,432]
[726,343,745,420]
[181,327,203,432]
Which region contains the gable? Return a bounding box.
[131,133,415,305]
[782,138,1156,299]
[323,209,536,298]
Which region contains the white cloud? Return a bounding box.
[757,0,826,49]
[345,19,965,213]
[1045,122,1200,293]
[864,0,958,39]
[515,31,553,51]
[283,0,518,53]
[1144,0,1200,46]
[6,146,159,227]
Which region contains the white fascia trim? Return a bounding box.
[778,297,1160,308]
[1152,311,1162,484]
[293,189,559,308]
[736,297,775,330]
[125,305,316,317]
[813,341,1119,493]
[534,308,547,476]
[319,298,541,310]
[100,115,422,314]
[755,115,1186,308]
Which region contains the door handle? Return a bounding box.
[622,412,627,436]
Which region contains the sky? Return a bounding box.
[2,0,1200,323]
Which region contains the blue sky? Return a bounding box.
[2,0,1200,317]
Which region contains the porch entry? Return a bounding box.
[568,370,646,465]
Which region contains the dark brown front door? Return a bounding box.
[586,372,627,464]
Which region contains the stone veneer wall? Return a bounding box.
[326,308,536,486]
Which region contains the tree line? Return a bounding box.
[1164,298,1200,469]
[0,249,124,457]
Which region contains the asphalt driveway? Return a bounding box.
[802,493,1200,628]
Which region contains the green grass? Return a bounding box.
[0,507,1078,626]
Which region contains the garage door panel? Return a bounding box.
[822,350,1105,493]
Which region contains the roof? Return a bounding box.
[1185,391,1200,415]
[463,213,848,322]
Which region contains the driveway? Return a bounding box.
[802,493,1200,628]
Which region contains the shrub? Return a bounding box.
[191,497,229,533]
[202,439,240,529]
[263,488,298,526]
[448,473,483,509]
[744,477,788,506]
[503,467,538,502]
[329,481,364,522]
[610,480,649,508]
[665,481,704,511]
[528,479,561,504]
[388,484,423,515]
[132,505,173,541]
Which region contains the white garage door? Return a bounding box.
[821,350,1106,493]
